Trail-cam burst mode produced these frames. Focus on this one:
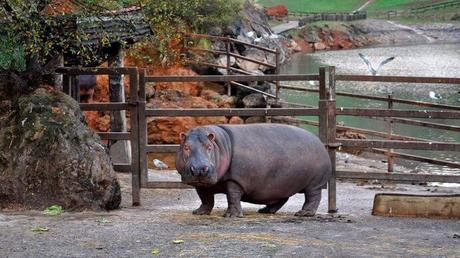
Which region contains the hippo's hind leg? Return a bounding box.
[258,198,289,214]
[193,188,214,215]
[295,188,322,217]
[224,181,244,218]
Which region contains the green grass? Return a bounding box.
[367,0,450,10]
[256,0,368,12]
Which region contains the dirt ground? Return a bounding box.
[1,172,459,258]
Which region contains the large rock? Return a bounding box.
[0,88,121,210]
[242,93,266,108]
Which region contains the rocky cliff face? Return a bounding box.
[0,88,121,210]
[295,19,460,52]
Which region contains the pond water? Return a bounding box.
[280,43,460,175]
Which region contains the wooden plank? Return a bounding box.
[228,52,276,68]
[336,170,460,183]
[56,67,134,75]
[337,108,460,119]
[143,181,193,189]
[79,103,131,111]
[113,163,131,173]
[97,132,131,140]
[372,193,460,219]
[368,148,460,169]
[336,75,460,84]
[145,108,320,117]
[338,139,460,151]
[230,81,277,98]
[144,74,320,83]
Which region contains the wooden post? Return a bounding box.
[129,68,141,206]
[319,66,338,213]
[275,48,280,104]
[63,74,71,95]
[54,55,64,91]
[387,94,394,172]
[108,48,132,166]
[226,38,231,96]
[327,66,337,213]
[138,69,148,188]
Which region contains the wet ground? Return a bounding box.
[1,173,459,257]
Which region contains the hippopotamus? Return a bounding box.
[176,124,332,217]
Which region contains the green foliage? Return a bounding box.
[0,36,26,72]
[43,205,63,215]
[0,0,131,81]
[136,0,243,66]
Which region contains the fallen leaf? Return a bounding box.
[96,217,112,225]
[172,240,184,244]
[151,248,160,256]
[32,226,49,233]
[43,205,63,216]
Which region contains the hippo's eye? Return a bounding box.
[206,144,212,151]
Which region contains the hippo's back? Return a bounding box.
[217,123,331,204]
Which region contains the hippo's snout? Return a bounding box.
[190,165,209,176]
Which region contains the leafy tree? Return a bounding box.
[132,0,242,66]
[0,0,242,93]
[0,0,134,93]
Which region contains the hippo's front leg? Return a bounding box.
[193,188,214,215]
[224,181,244,218]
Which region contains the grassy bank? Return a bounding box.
[256,0,367,12]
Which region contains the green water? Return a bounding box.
[280,43,460,174]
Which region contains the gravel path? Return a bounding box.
[1,173,459,257]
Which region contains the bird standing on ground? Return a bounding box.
[429,91,442,100]
[153,159,169,170]
[358,53,395,76]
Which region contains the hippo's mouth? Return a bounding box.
[180,174,218,187]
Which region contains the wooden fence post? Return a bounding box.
[327,66,337,213]
[319,66,338,213]
[387,94,394,172]
[129,68,141,206]
[138,69,148,188]
[275,48,280,104]
[226,38,231,96]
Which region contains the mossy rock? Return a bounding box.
[0,88,121,210]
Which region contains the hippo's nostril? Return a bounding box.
[203,166,209,173]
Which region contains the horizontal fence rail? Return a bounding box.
[145,74,320,83]
[145,108,320,117]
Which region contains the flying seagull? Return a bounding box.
[429,91,442,100]
[153,159,168,170]
[358,53,395,76]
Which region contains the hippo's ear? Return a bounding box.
[207,133,215,142]
[179,132,187,143]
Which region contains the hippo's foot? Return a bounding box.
[223,207,243,218]
[296,189,322,217]
[294,209,316,217]
[192,205,213,215]
[258,198,289,214]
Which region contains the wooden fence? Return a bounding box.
[56,66,460,213]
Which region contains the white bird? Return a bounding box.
[153,159,168,170]
[245,31,255,38]
[358,53,395,76]
[429,91,442,100]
